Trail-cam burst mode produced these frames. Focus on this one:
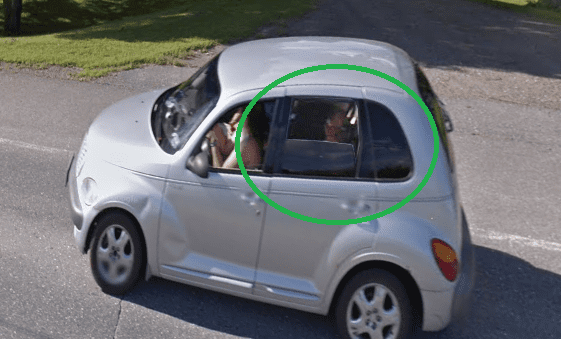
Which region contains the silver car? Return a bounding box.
[68,37,474,339]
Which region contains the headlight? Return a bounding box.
[80,177,98,206]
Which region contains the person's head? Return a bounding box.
[325,105,349,143]
[233,105,269,146]
[249,107,270,148]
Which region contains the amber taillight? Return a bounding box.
[431,239,458,281]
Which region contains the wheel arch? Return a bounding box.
[328,260,424,331]
[85,207,148,278]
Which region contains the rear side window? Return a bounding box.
[280,98,359,178]
[359,101,413,180]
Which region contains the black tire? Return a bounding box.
[90,213,144,295]
[335,269,413,339]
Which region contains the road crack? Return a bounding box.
[113,296,123,339]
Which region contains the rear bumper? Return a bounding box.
[421,210,475,331]
[451,210,476,321]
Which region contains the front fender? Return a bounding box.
[79,162,166,279]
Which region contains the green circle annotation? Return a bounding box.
[235,64,439,225]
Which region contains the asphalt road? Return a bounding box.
[286,0,561,78]
[1,0,561,338]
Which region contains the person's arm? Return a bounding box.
[211,142,224,167]
[223,138,261,169]
[207,122,236,168]
[222,139,246,169]
[212,123,234,155]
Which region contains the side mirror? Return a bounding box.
[186,139,210,178]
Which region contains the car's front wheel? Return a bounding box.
[90,213,144,295]
[335,269,413,339]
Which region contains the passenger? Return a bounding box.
[325,104,351,143]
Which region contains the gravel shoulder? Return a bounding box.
[2,58,560,111]
[424,67,561,110]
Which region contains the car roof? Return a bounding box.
[217,37,419,98]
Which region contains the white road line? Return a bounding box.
[2,134,560,255]
[519,19,560,28]
[471,227,561,252]
[0,137,70,154]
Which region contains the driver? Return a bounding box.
[207,106,262,169]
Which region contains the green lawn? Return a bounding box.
[466,0,561,23]
[0,0,317,78]
[499,0,534,4]
[0,0,559,79]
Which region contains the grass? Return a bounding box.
[0,0,559,79]
[0,0,317,78]
[466,0,561,23]
[496,0,535,4]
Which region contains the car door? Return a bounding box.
[158,99,276,295]
[254,94,380,307]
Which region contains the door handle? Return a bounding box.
[341,200,371,215]
[240,192,262,216]
[240,192,262,207]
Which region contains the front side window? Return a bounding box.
[359,101,413,180]
[281,98,359,177]
[152,55,221,154]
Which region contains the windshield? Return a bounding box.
[152,55,221,154]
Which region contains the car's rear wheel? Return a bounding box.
[90,213,143,295]
[335,269,412,339]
